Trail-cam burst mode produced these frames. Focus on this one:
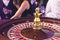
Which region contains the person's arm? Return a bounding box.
[10,0,30,19]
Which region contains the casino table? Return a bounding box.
[0,17,60,40]
[0,34,10,40]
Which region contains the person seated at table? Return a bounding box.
[10,0,37,19]
[0,0,17,19]
[45,0,60,19]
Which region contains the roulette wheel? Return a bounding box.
[0,17,60,40]
[0,8,60,40]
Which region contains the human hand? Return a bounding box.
[41,10,45,13]
[10,16,16,19]
[10,15,21,19]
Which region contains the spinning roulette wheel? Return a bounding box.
[0,17,60,40]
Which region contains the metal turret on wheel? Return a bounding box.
[33,7,41,30]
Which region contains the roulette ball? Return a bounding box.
[0,17,60,40]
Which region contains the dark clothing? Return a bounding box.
[21,0,36,17]
[0,0,17,19]
[43,0,48,8]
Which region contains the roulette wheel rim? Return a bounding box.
[0,17,60,40]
